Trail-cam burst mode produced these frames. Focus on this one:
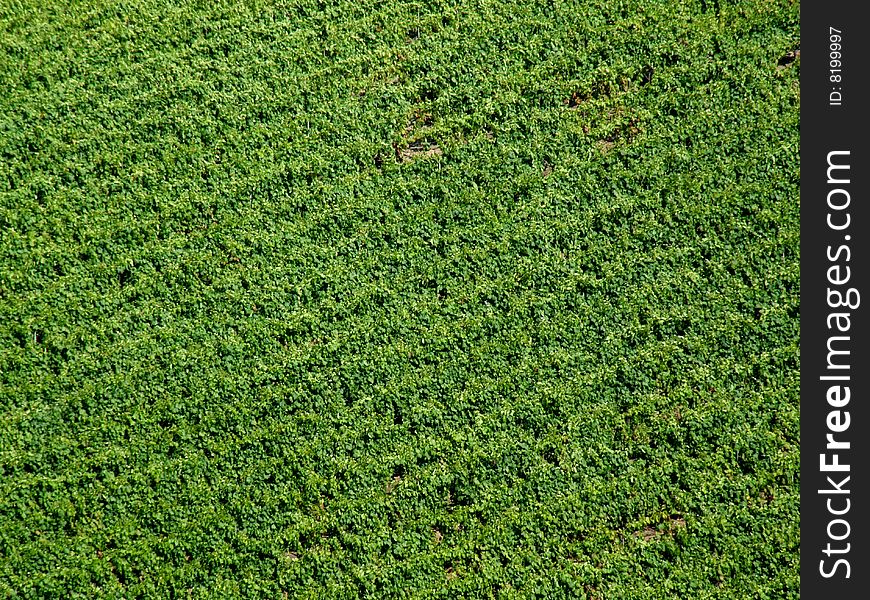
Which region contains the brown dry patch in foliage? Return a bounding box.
[777,48,800,70]
[395,141,442,162]
[385,475,402,493]
[596,140,615,154]
[393,109,442,162]
[634,516,687,541]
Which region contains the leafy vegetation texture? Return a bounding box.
[1,0,799,597]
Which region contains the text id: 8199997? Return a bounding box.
[829,27,843,107]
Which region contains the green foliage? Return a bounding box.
[1,0,799,597]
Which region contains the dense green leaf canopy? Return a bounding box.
[1,0,799,597]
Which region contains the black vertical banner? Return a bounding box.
[801,1,869,596]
